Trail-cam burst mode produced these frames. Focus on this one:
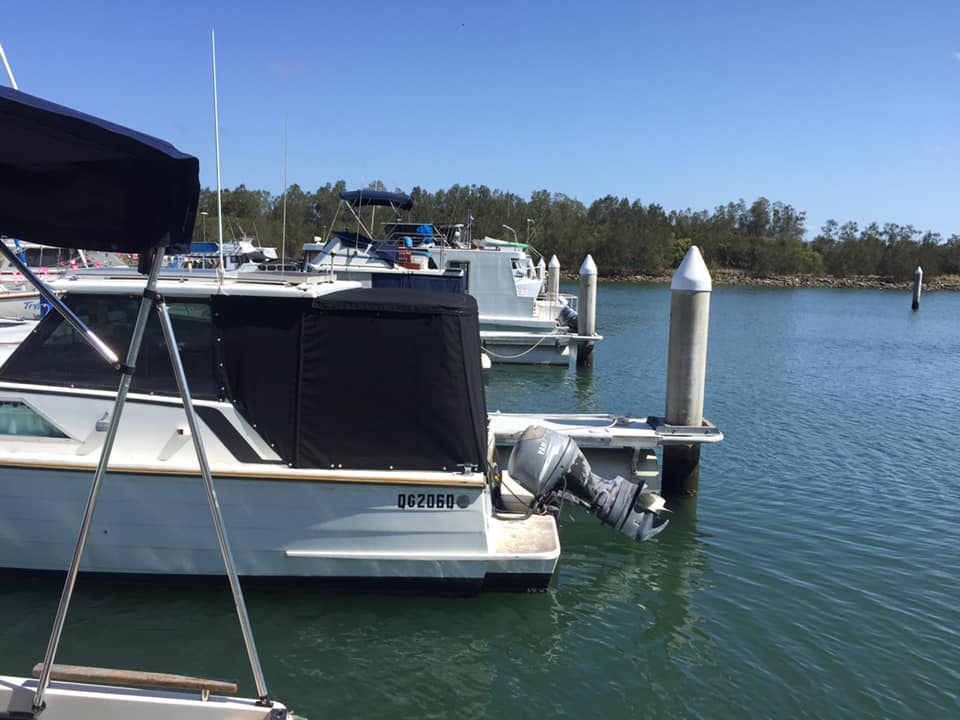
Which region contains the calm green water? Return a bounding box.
[2,284,959,719]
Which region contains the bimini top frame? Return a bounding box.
[0,86,272,715]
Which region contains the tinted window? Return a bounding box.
[0,294,219,399]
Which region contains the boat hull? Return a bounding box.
[0,466,558,593]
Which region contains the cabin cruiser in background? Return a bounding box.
[166,238,279,272]
[0,238,128,291]
[302,190,602,366]
[0,238,128,322]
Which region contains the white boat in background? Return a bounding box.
[166,238,280,272]
[302,190,602,366]
[0,239,129,323]
[0,238,128,290]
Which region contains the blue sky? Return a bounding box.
[3,1,958,238]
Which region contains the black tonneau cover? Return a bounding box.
[215,288,488,472]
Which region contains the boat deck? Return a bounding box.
[492,511,557,555]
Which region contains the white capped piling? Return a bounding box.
[548,255,561,299]
[537,256,546,283]
[912,266,922,311]
[663,246,712,498]
[576,254,598,368]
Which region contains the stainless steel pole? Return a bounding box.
[0,243,120,368]
[0,41,18,89]
[155,299,270,704]
[32,249,166,713]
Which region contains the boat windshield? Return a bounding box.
[0,294,219,398]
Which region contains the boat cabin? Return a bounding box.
[0,282,489,473]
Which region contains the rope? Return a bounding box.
[482,333,553,360]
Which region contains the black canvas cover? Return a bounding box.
[298,288,488,472]
[340,189,413,211]
[213,288,487,472]
[0,86,199,256]
[213,296,304,464]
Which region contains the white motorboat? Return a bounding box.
[0,271,692,591]
[166,238,280,272]
[302,190,602,366]
[0,76,292,720]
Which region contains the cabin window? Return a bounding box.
[0,400,68,438]
[0,294,219,399]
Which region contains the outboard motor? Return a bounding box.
[507,426,668,542]
[557,297,579,332]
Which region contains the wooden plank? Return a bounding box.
[32,663,238,694]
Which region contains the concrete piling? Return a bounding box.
[576,255,598,368]
[537,257,546,284]
[547,255,560,300]
[912,266,922,311]
[662,246,712,498]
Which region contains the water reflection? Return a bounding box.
[484,363,600,415]
[571,363,599,409]
[557,503,708,647]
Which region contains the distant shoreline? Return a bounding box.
[574,269,960,291]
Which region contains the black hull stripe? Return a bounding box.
[0,567,552,596]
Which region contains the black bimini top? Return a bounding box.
[340,189,413,211]
[0,86,199,257]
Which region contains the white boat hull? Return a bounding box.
[0,465,558,592]
[0,676,287,720]
[480,330,599,366]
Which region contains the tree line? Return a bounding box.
[195,184,960,281]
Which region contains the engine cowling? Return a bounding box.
[507,425,668,542]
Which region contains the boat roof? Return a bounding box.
[51,269,359,298]
[0,86,199,260]
[340,190,413,211]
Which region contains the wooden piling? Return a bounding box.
[663,246,712,498]
[912,266,922,311]
[576,255,597,368]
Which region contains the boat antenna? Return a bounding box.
[0,41,18,89]
[281,113,288,273]
[211,29,225,283]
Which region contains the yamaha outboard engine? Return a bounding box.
[507,426,668,542]
[557,297,579,332]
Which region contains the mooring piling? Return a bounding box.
[576,255,598,368]
[548,255,560,299]
[912,266,922,311]
[662,246,712,498]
